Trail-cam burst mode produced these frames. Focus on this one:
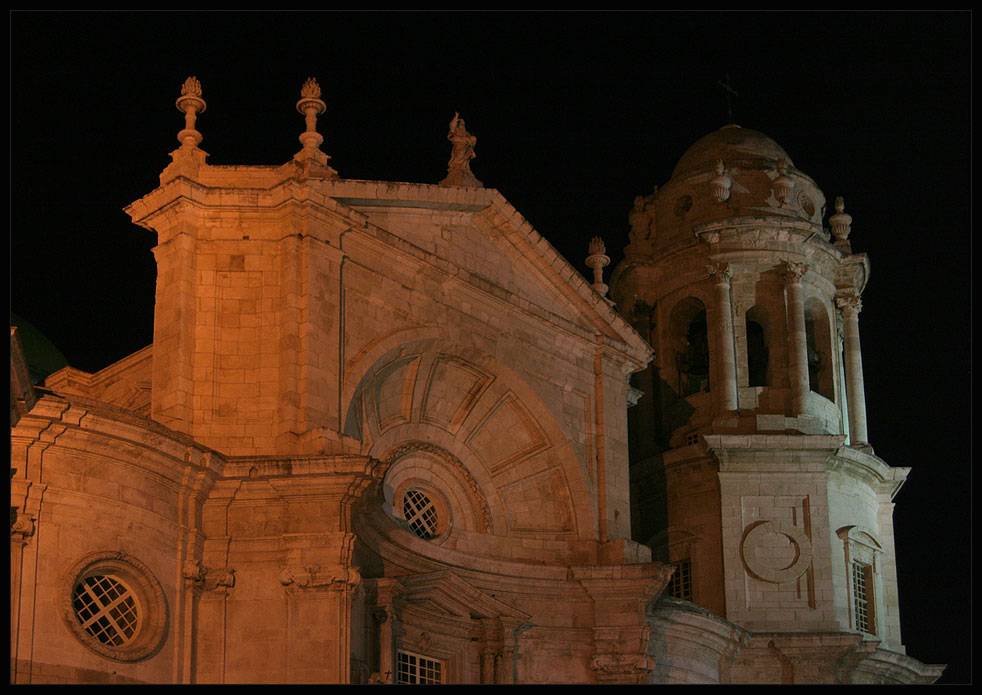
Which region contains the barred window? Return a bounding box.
[852,561,876,635]
[670,558,693,601]
[397,650,443,684]
[63,552,168,662]
[403,489,440,539]
[72,574,141,646]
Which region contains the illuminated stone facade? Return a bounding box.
[9,80,943,684]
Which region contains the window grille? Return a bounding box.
[852,561,876,635]
[670,558,693,601]
[72,574,141,647]
[403,489,439,539]
[397,650,443,684]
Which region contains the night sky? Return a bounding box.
[10,13,971,683]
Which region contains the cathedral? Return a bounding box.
[9,77,945,684]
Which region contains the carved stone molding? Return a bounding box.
[740,520,813,584]
[781,260,808,284]
[184,561,235,594]
[10,510,35,545]
[62,551,169,662]
[383,440,493,533]
[590,651,655,684]
[706,262,732,284]
[836,294,863,316]
[279,564,361,592]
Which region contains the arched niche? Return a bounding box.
[804,297,835,401]
[341,334,594,541]
[668,297,710,398]
[745,305,771,388]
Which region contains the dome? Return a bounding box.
[671,124,793,180]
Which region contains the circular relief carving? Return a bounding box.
[740,520,813,584]
[63,552,168,662]
[674,194,693,217]
[798,191,816,218]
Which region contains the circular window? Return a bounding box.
[403,489,440,539]
[72,574,142,646]
[63,552,168,662]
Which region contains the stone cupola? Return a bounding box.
[613,124,870,445]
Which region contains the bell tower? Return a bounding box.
[611,125,929,681]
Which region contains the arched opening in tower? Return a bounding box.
[745,309,769,388]
[671,300,709,397]
[804,298,835,401]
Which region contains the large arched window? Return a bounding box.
[804,298,835,401]
[670,298,709,397]
[745,306,770,388]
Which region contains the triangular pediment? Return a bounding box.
[397,570,530,621]
[331,182,652,368]
[125,167,652,370]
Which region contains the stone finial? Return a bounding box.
[772,158,795,206]
[293,77,337,178]
[711,159,732,203]
[585,236,611,297]
[175,75,206,147]
[300,76,322,100]
[296,77,326,152]
[829,196,853,250]
[439,112,483,188]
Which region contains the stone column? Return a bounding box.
[708,263,738,412]
[836,294,869,445]
[835,315,851,441]
[782,262,810,415]
[373,579,401,684]
[480,618,502,684]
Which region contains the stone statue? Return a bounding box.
[439,112,483,187]
[625,187,658,257]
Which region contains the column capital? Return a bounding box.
[836,293,863,315]
[781,260,808,284]
[707,262,732,284]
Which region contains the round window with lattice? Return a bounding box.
[403,489,441,539]
[63,552,168,662]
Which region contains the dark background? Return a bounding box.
[10,12,971,683]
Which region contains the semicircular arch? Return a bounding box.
[343,336,596,540]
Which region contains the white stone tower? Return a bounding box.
[610,125,943,683]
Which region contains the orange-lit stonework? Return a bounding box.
[9,78,943,684]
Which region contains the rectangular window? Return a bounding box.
[852,561,876,635]
[397,650,444,684]
[670,558,692,601]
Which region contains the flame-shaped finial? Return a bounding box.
[293,77,336,177]
[300,77,322,100]
[175,76,206,148]
[585,236,611,297]
[181,76,202,98]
